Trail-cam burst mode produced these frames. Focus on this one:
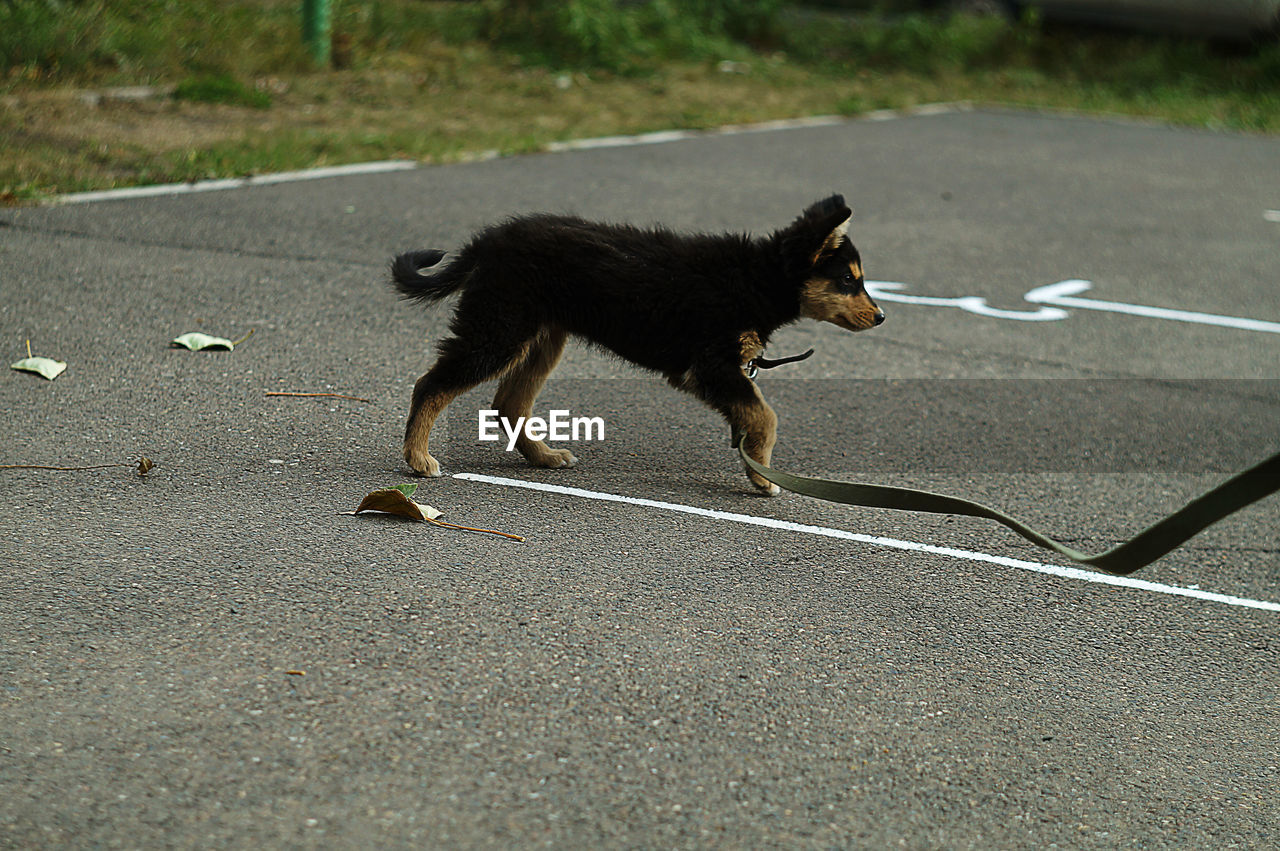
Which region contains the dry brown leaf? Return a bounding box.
[343,486,442,522]
[343,484,523,541]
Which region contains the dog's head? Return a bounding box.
[779,195,884,332]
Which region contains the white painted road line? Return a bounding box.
[55,160,419,205]
[1025,279,1280,334]
[867,279,1280,334]
[545,114,854,152]
[545,107,964,153]
[455,472,1280,613]
[867,281,1069,321]
[546,129,701,152]
[50,104,969,205]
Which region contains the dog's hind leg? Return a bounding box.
[491,327,577,469]
[684,369,780,495]
[403,334,532,477]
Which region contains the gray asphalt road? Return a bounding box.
[2,108,1278,848]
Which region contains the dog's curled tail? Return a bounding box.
[390,249,464,302]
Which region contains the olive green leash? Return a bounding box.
[739,444,1280,576]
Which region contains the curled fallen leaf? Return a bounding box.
[344,485,443,522]
[11,340,66,380]
[171,328,254,351]
[10,355,67,380]
[171,332,231,351]
[343,483,523,541]
[137,457,154,476]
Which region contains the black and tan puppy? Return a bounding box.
[389,194,884,494]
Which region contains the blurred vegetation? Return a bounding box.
[4,0,1278,89]
[478,0,784,69]
[0,0,481,81]
[2,0,1278,200]
[173,72,274,108]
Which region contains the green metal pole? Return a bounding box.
[302,0,332,68]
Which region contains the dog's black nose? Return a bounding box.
[873,310,886,326]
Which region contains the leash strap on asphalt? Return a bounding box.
[738,444,1280,575]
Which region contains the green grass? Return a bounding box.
[2,0,1278,202]
[174,73,273,108]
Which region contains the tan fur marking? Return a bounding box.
[728,384,778,493]
[738,330,764,372]
[492,328,576,468]
[403,334,545,477]
[403,382,469,476]
[800,280,882,332]
[670,369,698,393]
[810,213,851,264]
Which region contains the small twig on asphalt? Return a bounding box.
[1,457,154,475]
[427,517,525,542]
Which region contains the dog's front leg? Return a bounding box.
[687,370,780,495]
[730,393,780,496]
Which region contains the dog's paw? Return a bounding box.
[529,447,578,469]
[746,471,781,496]
[403,445,442,477]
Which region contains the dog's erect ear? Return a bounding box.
[805,194,852,261]
[778,195,853,274]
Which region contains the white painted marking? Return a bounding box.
[54,160,419,205]
[1025,280,1280,334]
[715,115,846,135]
[867,281,1067,321]
[867,279,1280,334]
[544,104,965,153]
[546,130,695,152]
[910,102,969,117]
[454,472,1280,613]
[51,103,971,205]
[545,117,851,153]
[1264,210,1280,223]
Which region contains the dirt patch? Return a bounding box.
[6,88,276,153]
